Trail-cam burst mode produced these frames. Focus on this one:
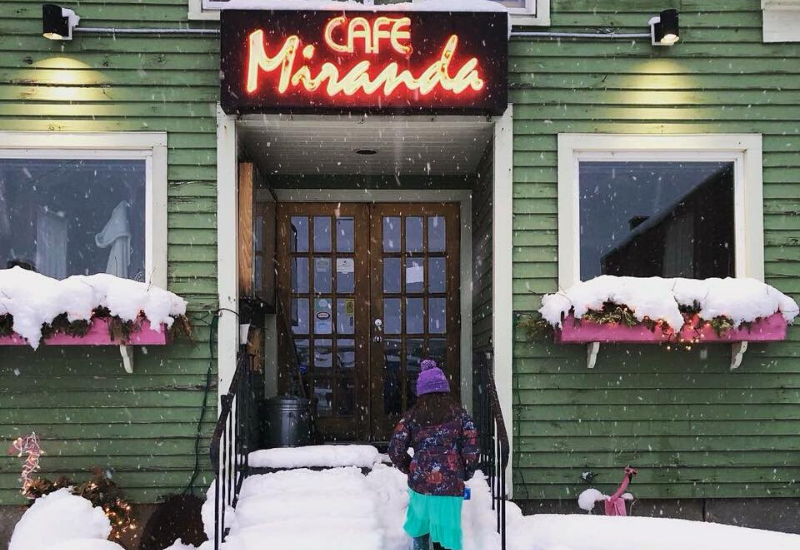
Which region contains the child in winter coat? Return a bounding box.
[388,359,479,550]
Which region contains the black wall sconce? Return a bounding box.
[649,9,680,46]
[42,4,79,40]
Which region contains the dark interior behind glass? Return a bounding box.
[0,158,146,280]
[579,161,735,281]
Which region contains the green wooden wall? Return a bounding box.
[0,0,219,504]
[0,0,797,507]
[510,0,800,500]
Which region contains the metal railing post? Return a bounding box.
[473,350,510,550]
[210,351,253,550]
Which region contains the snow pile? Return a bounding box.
[577,488,633,513]
[540,276,799,331]
[223,0,507,13]
[463,471,523,550]
[507,514,800,550]
[164,541,212,550]
[577,488,605,512]
[200,481,237,542]
[194,465,506,550]
[225,467,385,550]
[9,488,124,550]
[248,444,381,469]
[0,267,187,348]
[364,464,411,550]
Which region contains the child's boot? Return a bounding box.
[413,535,431,550]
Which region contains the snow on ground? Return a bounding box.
[540,275,799,330]
[0,266,187,348]
[248,444,381,469]
[196,464,506,550]
[507,514,800,550]
[9,488,124,550]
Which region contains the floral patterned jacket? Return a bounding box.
[388,403,480,497]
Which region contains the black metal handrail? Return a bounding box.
[210,349,255,549]
[474,350,511,550]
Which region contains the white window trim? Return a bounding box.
[762,0,800,42]
[557,133,764,289]
[191,0,550,25]
[0,132,169,289]
[507,0,549,26]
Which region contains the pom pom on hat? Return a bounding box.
[416,358,450,396]
[420,359,438,371]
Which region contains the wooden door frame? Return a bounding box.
[274,189,473,414]
[368,202,461,439]
[276,202,371,441]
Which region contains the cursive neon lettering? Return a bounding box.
[246,30,299,94]
[247,29,483,98]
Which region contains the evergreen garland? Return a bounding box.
[581,301,659,331]
[0,314,12,338]
[41,314,92,340]
[517,313,554,339]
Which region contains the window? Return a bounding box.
[0,133,168,288]
[191,0,550,26]
[557,134,764,287]
[762,0,800,42]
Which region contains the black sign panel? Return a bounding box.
[220,9,508,115]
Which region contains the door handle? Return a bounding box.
[374,318,383,343]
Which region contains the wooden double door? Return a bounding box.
[277,202,460,442]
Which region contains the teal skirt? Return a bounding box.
[404,489,464,550]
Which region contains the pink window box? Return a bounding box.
[0,318,169,347]
[555,312,788,344]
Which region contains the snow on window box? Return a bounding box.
[0,267,188,361]
[535,276,799,369]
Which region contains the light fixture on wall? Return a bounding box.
[649,9,680,46]
[42,4,79,40]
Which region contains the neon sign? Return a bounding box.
[221,10,508,114]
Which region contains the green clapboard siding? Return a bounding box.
[511,0,800,501]
[0,0,797,508]
[0,0,218,504]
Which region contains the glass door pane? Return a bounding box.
[278,205,369,441]
[370,204,461,439]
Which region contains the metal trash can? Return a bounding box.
[262,395,312,448]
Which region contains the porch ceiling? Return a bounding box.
[237,116,493,177]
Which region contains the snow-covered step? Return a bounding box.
[198,445,506,550]
[222,466,393,550]
[247,444,386,470]
[235,470,378,530]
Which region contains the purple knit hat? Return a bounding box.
[416,359,450,396]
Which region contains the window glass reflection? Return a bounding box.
[579,161,735,280]
[383,217,401,252]
[290,216,308,253]
[0,159,146,280]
